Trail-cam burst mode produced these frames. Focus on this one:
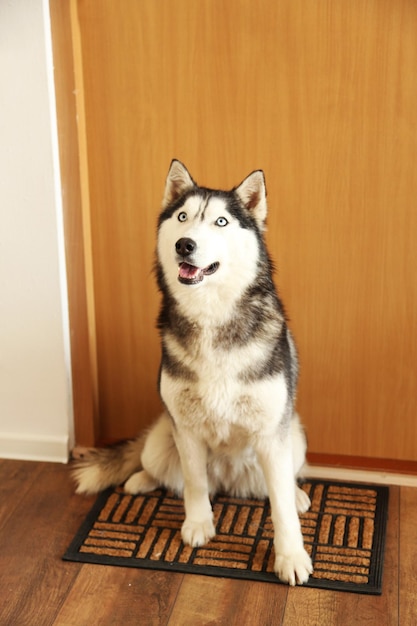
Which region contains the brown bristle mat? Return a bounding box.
[64,479,389,594]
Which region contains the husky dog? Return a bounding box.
[73,160,313,585]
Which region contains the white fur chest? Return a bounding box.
[160,327,288,449]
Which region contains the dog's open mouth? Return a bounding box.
[178,262,219,285]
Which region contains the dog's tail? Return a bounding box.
[71,436,145,495]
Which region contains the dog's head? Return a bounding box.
[157,160,268,299]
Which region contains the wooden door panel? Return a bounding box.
[71,0,417,460]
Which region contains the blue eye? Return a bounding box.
[178,211,187,222]
[215,217,228,227]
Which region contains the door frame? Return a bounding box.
[50,0,97,446]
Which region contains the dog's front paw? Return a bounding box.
[181,518,216,547]
[274,548,313,586]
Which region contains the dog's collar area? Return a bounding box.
[178,261,219,285]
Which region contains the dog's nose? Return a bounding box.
[175,237,196,257]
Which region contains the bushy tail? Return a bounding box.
[71,436,145,495]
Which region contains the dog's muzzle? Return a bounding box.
[175,237,219,285]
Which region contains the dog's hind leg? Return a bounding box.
[291,413,311,514]
[295,484,311,514]
[125,412,184,495]
[124,470,160,494]
[291,412,308,475]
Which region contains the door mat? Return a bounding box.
[64,479,389,595]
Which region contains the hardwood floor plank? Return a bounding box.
[53,565,183,626]
[282,485,400,626]
[399,486,417,623]
[0,459,44,530]
[167,574,288,626]
[0,461,95,626]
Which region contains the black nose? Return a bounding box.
[175,237,196,257]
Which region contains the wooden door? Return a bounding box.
[52,0,417,467]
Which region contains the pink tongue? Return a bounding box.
[179,262,201,279]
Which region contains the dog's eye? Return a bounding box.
[178,212,187,222]
[215,217,228,227]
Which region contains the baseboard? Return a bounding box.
[305,463,417,487]
[307,452,417,475]
[305,452,417,486]
[0,432,69,463]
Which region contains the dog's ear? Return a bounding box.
[234,170,267,230]
[163,160,196,208]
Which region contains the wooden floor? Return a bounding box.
[1,460,416,625]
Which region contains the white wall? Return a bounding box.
[0,0,73,462]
